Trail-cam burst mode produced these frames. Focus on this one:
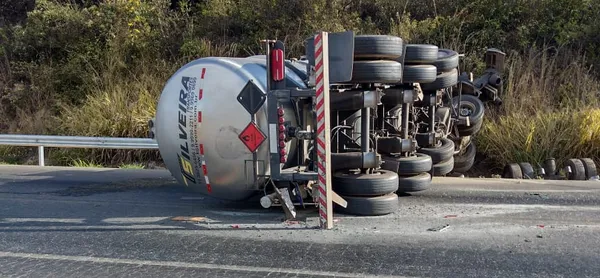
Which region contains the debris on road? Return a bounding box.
[427,224,450,232]
[171,216,207,222]
[444,215,458,218]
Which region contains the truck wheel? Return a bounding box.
[453,94,485,135]
[402,65,437,84]
[403,44,439,63]
[420,68,459,92]
[351,60,403,84]
[335,193,399,216]
[453,94,485,122]
[332,169,399,196]
[503,163,523,179]
[354,35,404,59]
[566,158,586,180]
[580,158,598,179]
[419,138,455,164]
[433,156,454,176]
[397,172,432,193]
[457,119,483,137]
[518,162,535,179]
[453,142,476,173]
[381,153,433,175]
[433,49,459,72]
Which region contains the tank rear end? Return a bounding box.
[154,57,303,201]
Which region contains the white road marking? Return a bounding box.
[0,225,184,231]
[443,188,600,193]
[0,251,413,278]
[1,218,86,224]
[101,217,170,224]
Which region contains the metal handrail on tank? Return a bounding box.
[0,134,158,166]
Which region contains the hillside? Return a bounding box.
[1,0,600,173]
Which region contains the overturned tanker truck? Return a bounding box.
[150,31,504,220]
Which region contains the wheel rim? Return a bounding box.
[459,101,476,117]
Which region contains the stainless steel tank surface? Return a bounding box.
[155,56,307,201]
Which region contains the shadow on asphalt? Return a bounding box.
[0,168,325,232]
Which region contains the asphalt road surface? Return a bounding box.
[1,165,600,277]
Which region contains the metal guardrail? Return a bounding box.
[0,135,159,166]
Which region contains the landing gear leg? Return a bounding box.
[272,185,297,220]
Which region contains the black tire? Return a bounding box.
[453,94,485,123]
[519,162,535,179]
[351,61,403,84]
[580,158,598,179]
[419,138,455,164]
[453,142,476,173]
[544,158,557,175]
[403,44,439,63]
[332,169,399,196]
[503,163,523,179]
[433,156,454,176]
[397,172,432,193]
[402,65,437,84]
[453,94,485,135]
[381,153,433,175]
[354,35,403,59]
[433,49,459,72]
[457,119,483,137]
[335,193,399,216]
[566,158,586,181]
[420,68,459,91]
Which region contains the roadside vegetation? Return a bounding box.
[1,0,599,173]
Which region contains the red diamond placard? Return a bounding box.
[239,122,266,153]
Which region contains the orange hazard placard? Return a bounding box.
[239,122,266,153]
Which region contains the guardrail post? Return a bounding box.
[38,146,45,166]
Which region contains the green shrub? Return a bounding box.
[0,0,600,170]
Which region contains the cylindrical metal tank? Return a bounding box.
[155,56,308,201]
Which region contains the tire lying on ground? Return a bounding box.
[397,172,432,193]
[519,162,535,179]
[402,65,437,84]
[350,60,403,84]
[334,193,399,216]
[579,158,598,179]
[566,158,586,180]
[354,35,404,60]
[453,141,476,173]
[420,68,459,92]
[503,163,523,179]
[381,153,432,175]
[433,156,454,176]
[419,138,455,164]
[332,169,399,196]
[403,44,439,63]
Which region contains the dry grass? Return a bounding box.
[477,46,600,172]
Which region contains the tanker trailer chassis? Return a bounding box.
[152,30,506,228]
